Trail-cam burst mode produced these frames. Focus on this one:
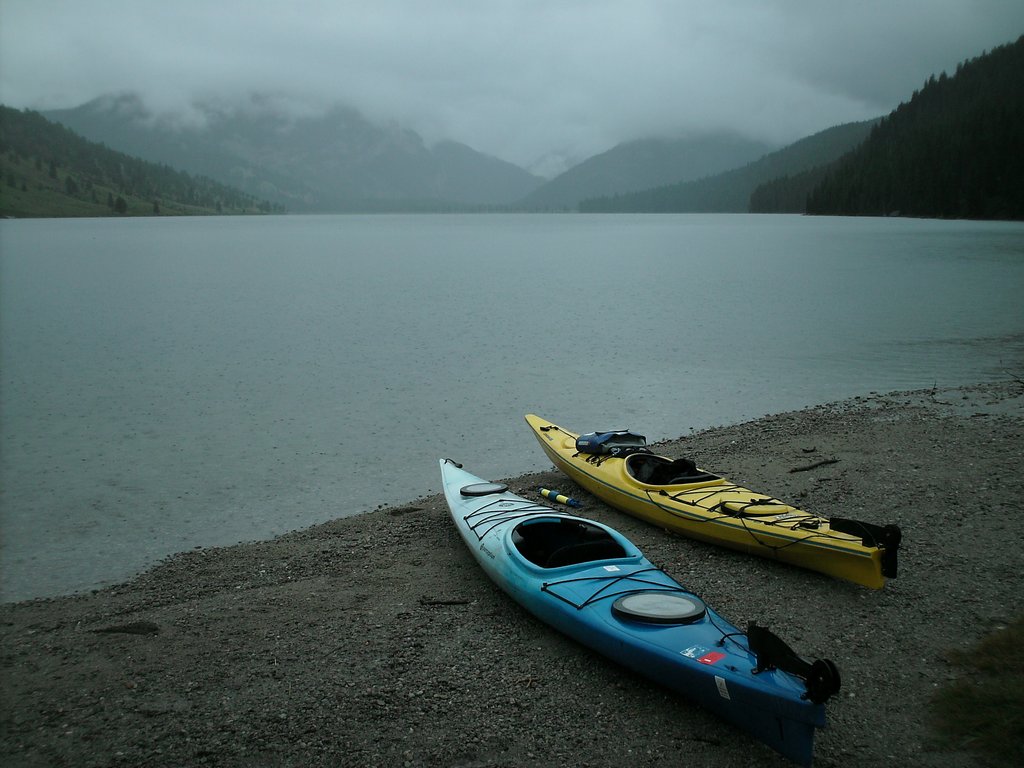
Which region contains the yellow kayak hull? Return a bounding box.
[525,414,899,589]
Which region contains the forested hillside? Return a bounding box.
[579,119,876,213]
[749,163,838,213]
[0,106,282,218]
[806,35,1024,219]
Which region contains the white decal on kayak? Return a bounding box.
[603,565,621,572]
[682,645,708,659]
[770,512,803,522]
[715,676,730,700]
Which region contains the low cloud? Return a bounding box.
[2,1,1021,168]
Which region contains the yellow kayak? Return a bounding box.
[525,414,901,589]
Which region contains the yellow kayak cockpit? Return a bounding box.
[623,452,722,487]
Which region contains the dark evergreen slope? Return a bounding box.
[519,134,774,211]
[0,106,280,217]
[45,95,544,212]
[580,119,877,212]
[750,163,839,214]
[806,35,1024,219]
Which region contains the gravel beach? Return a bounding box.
[2,382,1022,767]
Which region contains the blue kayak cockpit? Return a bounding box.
[512,518,628,568]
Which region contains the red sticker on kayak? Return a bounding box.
[698,651,725,665]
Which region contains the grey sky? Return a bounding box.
[1,1,1021,170]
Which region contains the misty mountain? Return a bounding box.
[518,134,776,211]
[44,94,544,211]
[580,119,879,213]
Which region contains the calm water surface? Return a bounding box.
[2,214,1023,601]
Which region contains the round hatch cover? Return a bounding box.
[612,592,707,624]
[460,482,509,497]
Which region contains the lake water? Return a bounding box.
[2,214,1023,602]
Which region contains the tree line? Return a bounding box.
[795,35,1024,219]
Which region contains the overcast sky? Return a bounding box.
[1,1,1022,171]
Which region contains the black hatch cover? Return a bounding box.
[460,482,509,497]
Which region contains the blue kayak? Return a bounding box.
[440,459,840,766]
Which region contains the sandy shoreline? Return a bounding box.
[2,382,1022,767]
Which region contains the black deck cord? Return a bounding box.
[542,567,681,609]
[729,498,790,516]
[644,488,812,553]
[542,569,750,654]
[464,499,558,539]
[645,489,849,553]
[654,479,895,556]
[659,483,746,506]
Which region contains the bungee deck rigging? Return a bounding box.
[526,414,901,589]
[643,487,848,552]
[541,566,699,610]
[461,497,554,540]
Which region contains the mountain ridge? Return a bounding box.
[44,94,545,212]
[579,119,879,213]
[518,133,776,211]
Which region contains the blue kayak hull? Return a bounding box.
[440,459,831,766]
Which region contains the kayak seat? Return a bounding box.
[545,539,627,568]
[626,453,719,485]
[512,519,626,568]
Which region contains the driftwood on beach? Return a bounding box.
[788,458,840,473]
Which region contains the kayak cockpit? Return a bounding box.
[625,453,721,486]
[512,518,628,568]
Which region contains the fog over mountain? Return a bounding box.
[43,94,544,211]
[3,2,1022,176]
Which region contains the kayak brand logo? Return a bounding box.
[682,646,724,665]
